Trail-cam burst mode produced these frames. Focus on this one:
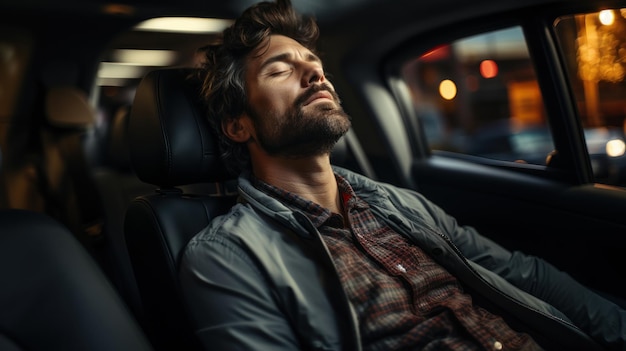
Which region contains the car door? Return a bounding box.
[381,3,626,306]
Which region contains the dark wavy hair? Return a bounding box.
[197,0,320,175]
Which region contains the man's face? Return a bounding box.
[243,34,351,158]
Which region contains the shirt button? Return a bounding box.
[396,264,407,273]
[493,341,503,350]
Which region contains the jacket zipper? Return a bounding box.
[411,216,581,331]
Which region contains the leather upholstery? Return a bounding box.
[125,68,237,351]
[128,68,230,187]
[0,209,153,351]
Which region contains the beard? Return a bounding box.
[247,83,352,158]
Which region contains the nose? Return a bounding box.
[302,62,325,86]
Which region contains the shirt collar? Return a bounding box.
[251,173,368,228]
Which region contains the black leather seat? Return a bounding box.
[124,68,237,351]
[0,208,153,351]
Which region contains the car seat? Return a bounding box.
[0,208,153,351]
[124,68,237,351]
[38,86,106,258]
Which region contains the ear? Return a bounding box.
[222,115,252,143]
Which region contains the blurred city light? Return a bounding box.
[479,59,498,78]
[439,79,457,100]
[599,10,615,25]
[606,139,626,157]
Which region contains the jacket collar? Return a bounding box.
[235,166,392,236]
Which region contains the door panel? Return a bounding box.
[412,156,626,305]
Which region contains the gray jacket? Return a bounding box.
[179,166,625,351]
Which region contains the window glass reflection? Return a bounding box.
[401,27,553,166]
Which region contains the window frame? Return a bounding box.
[384,4,612,186]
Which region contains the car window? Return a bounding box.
[554,9,626,186]
[400,27,553,167]
[400,15,626,187]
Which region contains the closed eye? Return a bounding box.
[269,70,291,76]
[263,60,293,77]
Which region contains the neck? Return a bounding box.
[252,154,341,214]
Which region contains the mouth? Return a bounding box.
[303,91,334,106]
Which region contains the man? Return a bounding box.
[179,0,626,350]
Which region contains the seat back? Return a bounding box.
[125,68,237,351]
[0,209,153,351]
[39,86,105,254]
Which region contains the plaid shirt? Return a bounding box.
[254,174,542,351]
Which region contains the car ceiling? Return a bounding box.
[1,0,595,67]
[2,0,588,32]
[0,0,601,124]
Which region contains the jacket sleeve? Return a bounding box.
[422,196,626,351]
[179,232,301,351]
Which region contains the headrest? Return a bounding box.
[128,68,230,187]
[45,87,95,130]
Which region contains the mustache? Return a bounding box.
[294,83,340,107]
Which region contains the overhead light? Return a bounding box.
[134,17,233,33]
[112,49,176,66]
[97,63,146,86]
[97,77,133,87]
[98,62,145,79]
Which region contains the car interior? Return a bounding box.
[123,67,238,351]
[2,0,626,349]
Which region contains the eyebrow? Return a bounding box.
[259,52,322,71]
